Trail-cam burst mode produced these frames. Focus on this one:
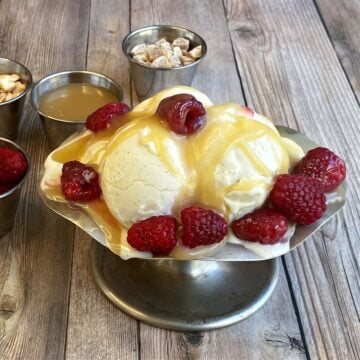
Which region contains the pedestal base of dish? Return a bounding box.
[90,241,279,331]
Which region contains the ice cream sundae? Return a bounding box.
[40,86,346,259]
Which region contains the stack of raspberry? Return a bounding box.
[60,97,346,256]
[0,146,28,195]
[232,146,346,245]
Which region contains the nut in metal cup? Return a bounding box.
[123,25,207,101]
[0,137,30,239]
[30,71,124,150]
[0,58,32,140]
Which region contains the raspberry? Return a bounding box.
[181,206,228,248]
[127,216,178,255]
[293,147,346,192]
[242,106,255,117]
[0,146,28,183]
[156,94,206,135]
[232,208,288,244]
[0,182,16,195]
[61,160,101,201]
[270,174,326,225]
[85,102,131,132]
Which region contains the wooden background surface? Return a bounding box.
[0,0,359,359]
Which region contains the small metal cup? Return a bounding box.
[0,137,30,239]
[30,71,124,149]
[0,58,32,139]
[123,25,207,100]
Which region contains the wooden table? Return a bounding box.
[0,0,359,359]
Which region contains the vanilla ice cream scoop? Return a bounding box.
[100,128,183,228]
[41,86,304,260]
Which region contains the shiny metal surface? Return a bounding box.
[38,126,346,261]
[30,70,123,149]
[0,58,32,139]
[0,138,30,239]
[91,240,279,331]
[123,25,207,100]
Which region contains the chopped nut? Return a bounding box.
[0,74,20,92]
[172,37,190,51]
[188,45,202,59]
[12,81,26,97]
[5,92,13,102]
[0,73,26,102]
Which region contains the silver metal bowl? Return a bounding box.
[30,70,124,149]
[0,58,32,139]
[0,137,30,238]
[123,25,207,100]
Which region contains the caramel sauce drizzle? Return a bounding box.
[43,104,290,256]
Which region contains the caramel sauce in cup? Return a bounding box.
[39,83,118,121]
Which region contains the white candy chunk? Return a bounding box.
[173,46,183,57]
[180,55,195,65]
[155,38,171,49]
[151,55,171,68]
[133,54,148,64]
[165,50,181,67]
[0,74,19,92]
[130,43,147,56]
[169,55,181,67]
[188,45,202,59]
[172,37,190,50]
[130,38,201,68]
[146,45,166,62]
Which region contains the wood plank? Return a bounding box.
[224,0,360,358]
[131,1,305,358]
[314,0,360,102]
[64,1,138,359]
[140,270,307,360]
[0,0,90,359]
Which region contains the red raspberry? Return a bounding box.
[156,94,206,135]
[242,106,255,117]
[232,208,288,244]
[61,160,101,201]
[127,216,178,255]
[293,147,346,192]
[0,182,16,195]
[181,206,228,248]
[270,174,326,225]
[0,146,28,183]
[85,102,131,132]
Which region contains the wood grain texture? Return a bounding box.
[139,269,306,360]
[1,0,358,358]
[65,1,138,359]
[131,1,305,359]
[224,0,360,358]
[0,0,90,359]
[314,0,360,103]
